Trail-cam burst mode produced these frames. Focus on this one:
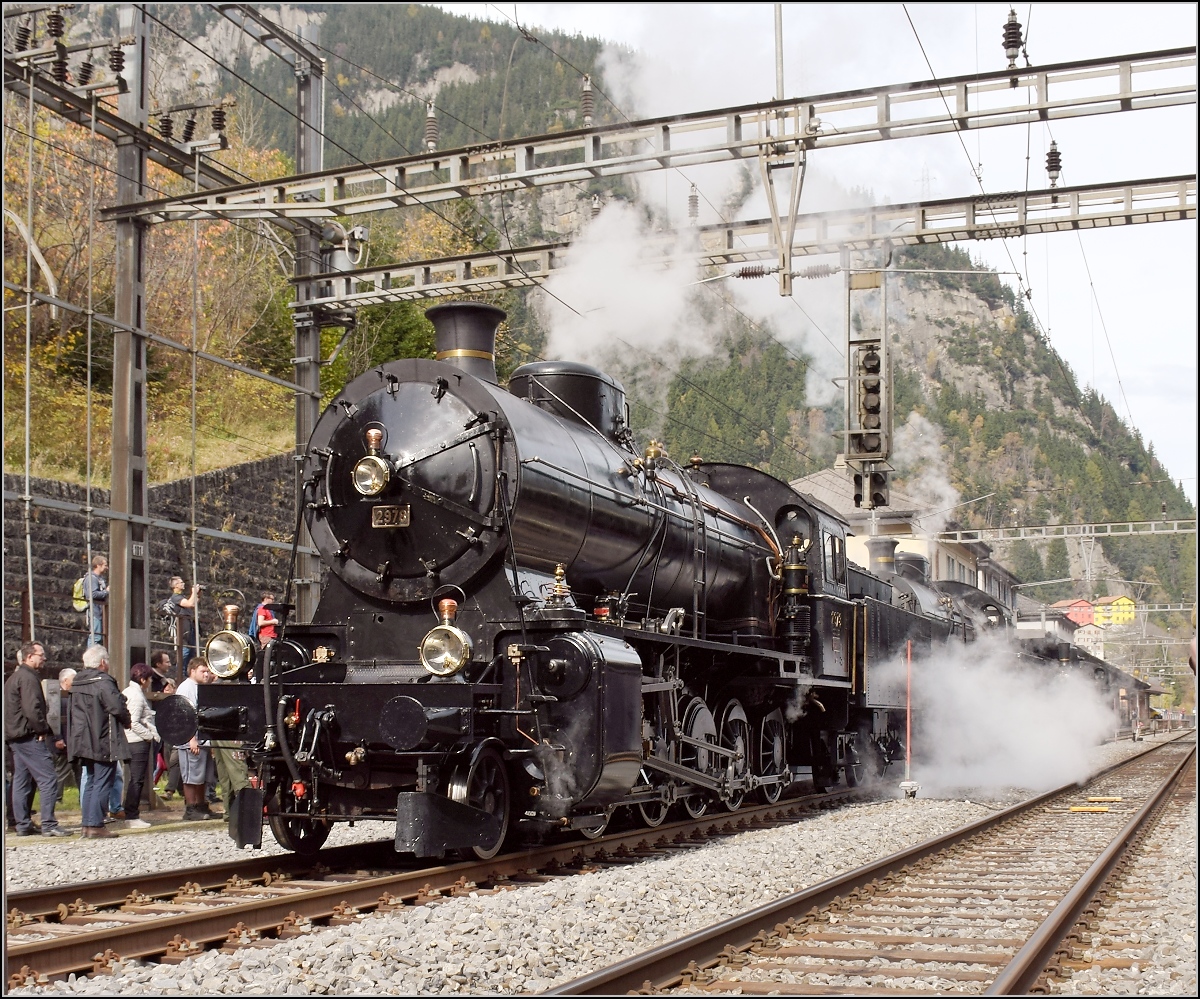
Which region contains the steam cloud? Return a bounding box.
[876,634,1117,793]
[892,412,962,532]
[538,201,715,366]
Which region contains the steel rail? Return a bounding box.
[3,788,862,982]
[985,743,1196,995]
[4,839,399,921]
[545,733,1195,995]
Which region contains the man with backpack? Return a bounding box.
[73,555,108,648]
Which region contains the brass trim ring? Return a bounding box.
[436,349,495,360]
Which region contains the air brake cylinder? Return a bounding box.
[778,536,811,656]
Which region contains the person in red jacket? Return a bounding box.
[255,592,280,644]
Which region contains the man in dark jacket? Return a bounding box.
[4,642,70,836]
[67,645,131,839]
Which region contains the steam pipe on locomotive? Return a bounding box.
[163,301,931,857]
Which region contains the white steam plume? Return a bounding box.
[892,412,961,532]
[536,201,718,364]
[875,634,1117,793]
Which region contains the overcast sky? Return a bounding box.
[435,3,1197,504]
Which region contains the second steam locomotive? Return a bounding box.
[182,302,996,857]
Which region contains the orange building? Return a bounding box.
[1051,598,1094,627]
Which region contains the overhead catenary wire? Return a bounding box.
[900,6,1045,325]
[1037,119,1137,431]
[900,4,1084,414]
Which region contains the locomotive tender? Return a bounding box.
[185,302,983,858]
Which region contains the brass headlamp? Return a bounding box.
[419,598,473,677]
[352,428,391,497]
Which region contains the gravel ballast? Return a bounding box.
[6,733,1193,996]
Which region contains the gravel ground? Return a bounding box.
[4,817,388,893]
[7,732,1192,996]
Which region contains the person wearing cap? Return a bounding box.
[122,663,159,829]
[165,577,202,670]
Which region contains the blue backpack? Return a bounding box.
[247,602,265,640]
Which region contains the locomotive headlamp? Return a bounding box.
[352,455,391,496]
[206,630,254,679]
[419,625,473,676]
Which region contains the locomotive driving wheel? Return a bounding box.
[448,746,510,861]
[679,697,716,819]
[717,699,750,811]
[268,791,331,857]
[756,709,787,804]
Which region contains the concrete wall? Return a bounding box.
[3,454,297,672]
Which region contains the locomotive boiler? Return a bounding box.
[179,301,960,858]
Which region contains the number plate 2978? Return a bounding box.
[371,504,411,528]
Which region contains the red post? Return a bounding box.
[905,639,912,781]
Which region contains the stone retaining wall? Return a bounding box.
[3,454,297,670]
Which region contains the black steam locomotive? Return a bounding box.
[179,302,1001,858]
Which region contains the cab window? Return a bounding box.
[823,533,846,585]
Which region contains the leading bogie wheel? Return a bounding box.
[636,767,670,827]
[448,746,511,860]
[268,793,331,856]
[578,810,612,840]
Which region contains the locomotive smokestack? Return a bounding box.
[866,537,899,577]
[425,301,506,385]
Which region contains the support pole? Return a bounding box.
[774,3,784,101]
[905,638,912,782]
[291,23,325,624]
[109,3,150,684]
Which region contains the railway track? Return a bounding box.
[549,733,1195,996]
[5,787,863,985]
